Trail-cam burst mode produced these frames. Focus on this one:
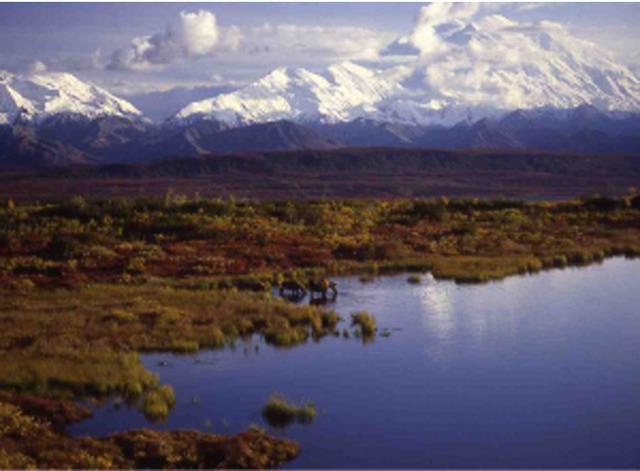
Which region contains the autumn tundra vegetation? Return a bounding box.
[1,193,640,468]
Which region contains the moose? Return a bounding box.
[279,277,338,301]
[307,278,338,299]
[279,280,307,297]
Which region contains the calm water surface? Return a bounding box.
[72,258,640,468]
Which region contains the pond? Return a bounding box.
[71,258,640,468]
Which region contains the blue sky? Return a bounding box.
[1,2,639,95]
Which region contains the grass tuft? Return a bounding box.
[261,394,317,429]
[140,385,175,421]
[351,311,377,337]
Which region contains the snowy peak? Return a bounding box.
[174,61,403,125]
[327,61,399,104]
[0,71,141,124]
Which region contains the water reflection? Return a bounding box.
[417,273,454,332]
[277,291,338,307]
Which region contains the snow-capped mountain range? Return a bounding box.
[3,13,640,167]
[173,17,640,127]
[3,13,640,129]
[4,11,640,129]
[0,71,141,125]
[175,62,404,125]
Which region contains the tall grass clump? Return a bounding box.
[261,393,317,429]
[140,385,175,421]
[351,311,376,336]
[263,325,309,348]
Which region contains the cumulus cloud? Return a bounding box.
[108,10,240,70]
[410,2,483,56]
[408,3,564,58]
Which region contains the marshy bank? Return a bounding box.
[0,395,299,469]
[2,195,640,291]
[0,283,349,403]
[0,284,343,468]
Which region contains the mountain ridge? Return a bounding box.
[2,107,640,168]
[3,145,639,202]
[1,62,640,168]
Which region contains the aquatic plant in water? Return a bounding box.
[140,385,176,421]
[261,394,317,429]
[351,311,377,337]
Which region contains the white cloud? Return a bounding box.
[28,60,47,74]
[410,2,483,56]
[402,2,638,110]
[175,10,220,56]
[108,10,240,70]
[106,9,382,72]
[516,3,546,13]
[222,25,243,52]
[239,23,395,62]
[408,3,566,58]
[30,50,105,74]
[209,73,247,88]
